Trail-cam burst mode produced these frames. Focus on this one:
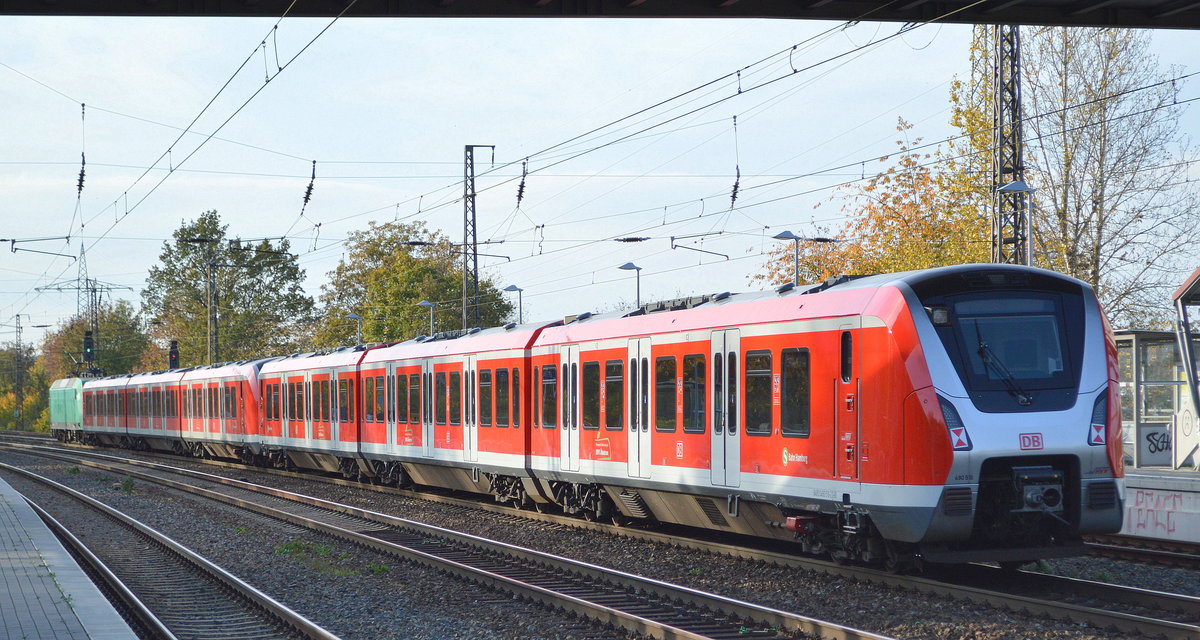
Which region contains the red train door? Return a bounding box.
[835,322,861,482]
[627,338,651,479]
[711,330,741,487]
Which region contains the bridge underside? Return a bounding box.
[2,0,1199,29]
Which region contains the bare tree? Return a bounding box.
[956,27,1198,328]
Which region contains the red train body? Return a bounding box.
[60,264,1125,567]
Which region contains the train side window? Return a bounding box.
[533,366,541,428]
[323,380,331,422]
[479,369,493,426]
[841,331,852,383]
[346,379,355,422]
[496,368,510,428]
[374,376,385,424]
[605,360,623,431]
[386,374,395,423]
[512,368,520,429]
[655,356,677,432]
[683,354,706,434]
[561,364,570,429]
[364,376,375,422]
[640,358,649,430]
[337,379,349,422]
[408,374,420,423]
[541,365,557,428]
[396,374,408,424]
[745,351,773,436]
[449,371,462,426]
[435,372,448,425]
[582,361,600,430]
[781,348,811,438]
[424,373,432,424]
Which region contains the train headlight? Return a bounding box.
[1012,465,1065,513]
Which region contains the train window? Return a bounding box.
[209,387,218,421]
[408,374,419,424]
[683,354,706,434]
[582,361,600,430]
[781,348,811,438]
[374,376,385,423]
[561,364,570,429]
[386,375,395,423]
[713,354,723,434]
[479,369,493,426]
[533,367,541,427]
[364,377,376,422]
[225,387,235,420]
[467,370,475,425]
[541,365,557,428]
[841,332,852,383]
[640,358,649,431]
[511,368,520,429]
[496,368,510,428]
[435,372,448,425]
[396,374,408,424]
[655,356,677,432]
[727,352,737,434]
[745,351,773,436]
[604,360,623,431]
[449,371,462,426]
[338,379,351,423]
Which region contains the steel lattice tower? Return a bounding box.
[991,24,1031,266]
[462,145,493,330]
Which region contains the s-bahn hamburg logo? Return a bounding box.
[781,448,809,466]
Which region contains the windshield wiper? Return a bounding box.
[976,337,1033,406]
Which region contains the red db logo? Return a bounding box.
[1019,433,1043,450]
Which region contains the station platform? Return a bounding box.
[0,476,137,640]
[1120,468,1200,544]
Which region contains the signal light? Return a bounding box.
[168,340,179,370]
[83,331,94,362]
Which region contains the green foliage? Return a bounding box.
[37,301,150,381]
[368,563,390,575]
[141,211,315,365]
[0,341,52,431]
[315,221,513,347]
[117,477,135,494]
[64,467,81,475]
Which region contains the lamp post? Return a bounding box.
[997,180,1036,266]
[503,285,523,324]
[417,300,435,335]
[618,262,642,308]
[772,231,838,286]
[346,313,363,345]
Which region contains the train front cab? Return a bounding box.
[901,265,1125,564]
[49,377,84,441]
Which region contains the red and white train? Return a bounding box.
[56,264,1125,567]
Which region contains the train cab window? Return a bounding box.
[374,376,385,423]
[449,371,462,426]
[604,361,623,431]
[541,365,557,428]
[386,375,395,423]
[582,361,600,430]
[511,368,520,429]
[745,351,773,436]
[841,332,852,383]
[435,372,448,425]
[496,368,510,428]
[479,369,493,426]
[683,354,706,434]
[781,348,811,438]
[396,374,408,424]
[655,356,677,432]
[407,374,420,424]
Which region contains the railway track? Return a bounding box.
[0,461,339,640]
[0,442,890,640]
[6,436,1200,639]
[1086,534,1200,570]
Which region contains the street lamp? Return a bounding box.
[503,285,524,324]
[772,231,837,286]
[417,300,435,335]
[618,262,642,308]
[997,180,1036,267]
[346,313,363,345]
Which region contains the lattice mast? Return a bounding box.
[991,24,1031,265]
[462,145,493,330]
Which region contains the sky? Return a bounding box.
[2,16,1198,349]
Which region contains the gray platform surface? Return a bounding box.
[0,476,137,640]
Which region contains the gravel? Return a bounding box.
[5,444,1194,640]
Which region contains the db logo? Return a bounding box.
[1019,433,1044,450]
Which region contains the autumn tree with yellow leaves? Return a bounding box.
[758,120,989,286]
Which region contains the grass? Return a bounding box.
[63,466,81,475]
[274,539,362,576]
[117,477,135,494]
[233,525,248,535]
